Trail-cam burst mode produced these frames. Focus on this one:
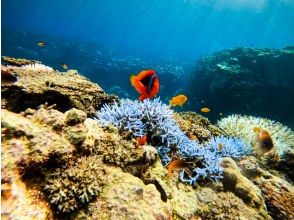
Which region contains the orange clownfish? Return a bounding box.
[130,70,159,101]
[253,127,274,153]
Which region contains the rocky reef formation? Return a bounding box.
[1,60,117,116]
[2,58,294,219]
[188,47,294,128]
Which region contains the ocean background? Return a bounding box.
[2,0,294,127]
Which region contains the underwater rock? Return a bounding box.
[193,188,269,220]
[189,47,294,127]
[1,60,117,116]
[2,172,53,219]
[220,157,270,218]
[239,157,294,219]
[64,108,87,125]
[1,108,75,178]
[73,165,173,220]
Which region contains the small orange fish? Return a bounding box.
[167,159,187,177]
[37,42,46,47]
[169,94,187,107]
[130,70,159,101]
[201,107,210,113]
[136,135,147,147]
[253,127,274,153]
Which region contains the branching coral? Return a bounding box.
[96,99,248,185]
[96,98,184,146]
[217,114,294,156]
[179,136,249,184]
[44,156,105,213]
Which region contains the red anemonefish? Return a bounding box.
[130,70,159,101]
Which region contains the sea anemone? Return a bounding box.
[217,114,294,156]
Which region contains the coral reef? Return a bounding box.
[2,58,293,219]
[174,111,222,142]
[217,114,294,156]
[239,157,294,219]
[220,158,267,211]
[74,165,173,220]
[97,98,249,184]
[44,156,105,213]
[1,63,117,116]
[188,46,294,128]
[1,56,41,66]
[1,172,53,219]
[1,108,76,178]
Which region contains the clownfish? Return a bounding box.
[130,70,159,101]
[253,127,274,153]
[169,94,187,107]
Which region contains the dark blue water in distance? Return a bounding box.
[2,0,294,127]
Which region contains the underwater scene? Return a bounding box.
[1,0,294,219]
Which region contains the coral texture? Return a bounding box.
[1,64,117,116]
[217,114,294,156]
[2,56,41,66]
[97,99,248,184]
[174,111,223,142]
[239,157,294,219]
[44,156,105,213]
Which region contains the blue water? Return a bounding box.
[2,0,294,127]
[3,0,294,61]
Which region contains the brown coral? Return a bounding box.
[2,56,41,66]
[174,111,222,143]
[1,63,117,116]
[238,157,294,219]
[220,157,270,219]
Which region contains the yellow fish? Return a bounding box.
[201,107,210,113]
[61,63,68,70]
[169,94,187,107]
[37,42,46,47]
